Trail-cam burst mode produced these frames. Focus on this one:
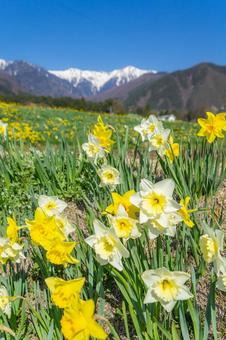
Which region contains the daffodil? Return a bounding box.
[179,196,196,228]
[199,228,224,268]
[148,128,170,156]
[0,237,24,264]
[46,240,79,267]
[134,115,163,141]
[92,116,114,152]
[61,298,107,340]
[6,217,19,243]
[164,135,180,162]
[45,277,85,308]
[108,205,141,240]
[0,120,7,138]
[197,112,226,143]
[216,273,226,292]
[82,134,105,161]
[55,215,74,237]
[131,179,180,224]
[26,208,65,250]
[105,190,139,219]
[147,212,182,239]
[142,267,193,312]
[97,165,121,188]
[85,219,129,271]
[38,195,67,217]
[0,286,11,317]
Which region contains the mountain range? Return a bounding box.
[1,58,226,113]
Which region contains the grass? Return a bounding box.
[0,104,225,339]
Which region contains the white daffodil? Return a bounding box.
[0,237,24,264]
[148,128,170,156]
[55,215,74,237]
[0,286,11,317]
[82,134,105,162]
[142,267,193,312]
[130,178,180,224]
[147,212,182,239]
[199,227,224,272]
[134,115,163,141]
[38,195,67,217]
[108,205,141,241]
[0,120,8,138]
[85,219,129,271]
[216,258,226,292]
[97,165,121,188]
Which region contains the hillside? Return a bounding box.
[0,71,23,95]
[123,63,226,113]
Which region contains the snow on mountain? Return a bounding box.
[50,65,156,94]
[0,59,10,70]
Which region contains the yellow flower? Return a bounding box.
[61,299,107,340]
[197,112,226,143]
[45,277,85,308]
[6,217,19,243]
[164,135,180,163]
[179,196,196,228]
[0,120,7,137]
[26,208,65,250]
[142,267,192,312]
[199,228,223,264]
[92,116,114,152]
[105,190,139,219]
[46,240,79,266]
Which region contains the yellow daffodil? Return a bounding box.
[92,116,114,152]
[197,112,226,143]
[26,208,65,250]
[0,286,11,317]
[164,135,180,163]
[46,240,79,267]
[105,190,139,219]
[179,196,196,228]
[45,277,85,308]
[199,228,223,265]
[142,267,193,312]
[97,165,121,188]
[38,195,67,217]
[61,298,107,340]
[6,217,19,243]
[0,120,7,138]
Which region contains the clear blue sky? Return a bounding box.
[1,0,226,71]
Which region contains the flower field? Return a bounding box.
[0,103,225,339]
[0,102,198,145]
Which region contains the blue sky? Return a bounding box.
[1,0,226,71]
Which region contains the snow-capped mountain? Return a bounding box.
[0,58,158,98]
[0,59,11,70]
[50,66,156,95]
